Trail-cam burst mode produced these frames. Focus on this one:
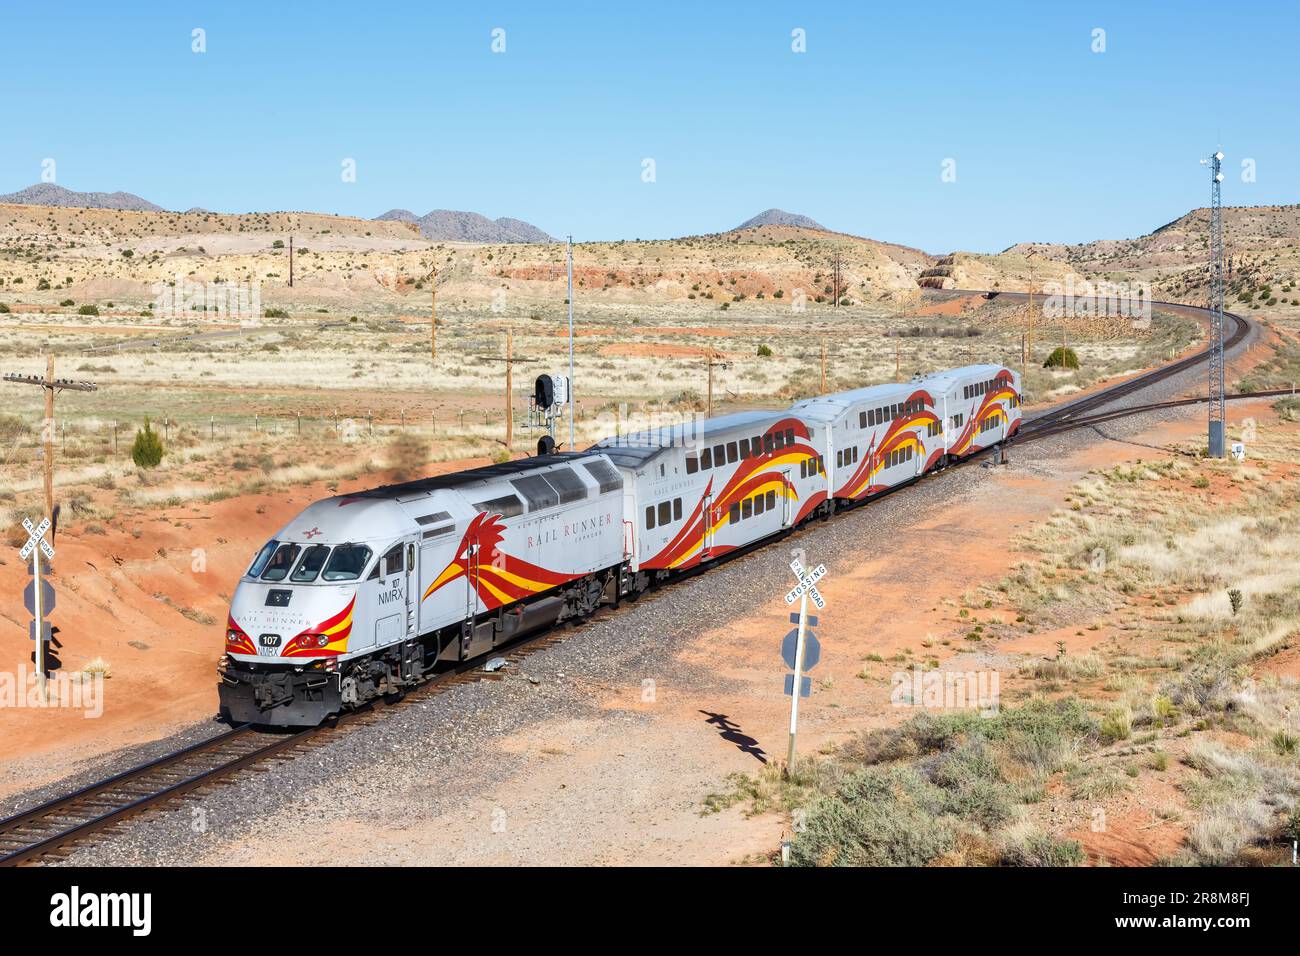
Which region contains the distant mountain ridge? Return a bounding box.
[0,182,164,212]
[376,207,555,243]
[733,208,829,232]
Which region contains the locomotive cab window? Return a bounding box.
[322,544,372,583]
[686,455,699,474]
[260,543,301,582]
[247,540,278,578]
[645,505,655,530]
[290,544,330,583]
[382,543,404,577]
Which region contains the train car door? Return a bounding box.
[404,542,416,638]
[702,492,714,554]
[781,468,795,528]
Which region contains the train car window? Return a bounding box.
[382,543,404,576]
[290,544,330,583]
[854,447,860,463]
[510,475,560,511]
[260,543,301,582]
[686,455,699,474]
[674,498,683,520]
[713,444,726,466]
[754,494,765,515]
[753,434,763,455]
[742,498,753,519]
[658,501,672,526]
[764,434,774,454]
[322,544,373,582]
[543,467,588,505]
[859,411,867,428]
[727,441,738,463]
[836,450,843,468]
[800,460,807,479]
[786,428,795,445]
[581,459,624,494]
[473,493,525,518]
[729,503,740,524]
[247,540,278,577]
[739,440,750,460]
[701,447,713,469]
[773,431,785,450]
[645,506,655,530]
[765,490,776,511]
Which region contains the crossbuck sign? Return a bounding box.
[783,557,827,772]
[20,516,56,698]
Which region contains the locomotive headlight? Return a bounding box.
[227,629,242,642]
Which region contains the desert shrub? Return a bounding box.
[264,307,289,318]
[387,431,429,479]
[0,303,9,312]
[59,298,74,307]
[998,825,1085,866]
[78,304,99,316]
[756,344,773,357]
[0,413,30,441]
[37,278,51,290]
[1043,346,1079,369]
[131,417,164,469]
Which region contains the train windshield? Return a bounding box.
[322,544,372,582]
[247,540,278,577]
[260,543,302,582]
[290,544,331,583]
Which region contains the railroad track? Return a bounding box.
[0,627,572,866]
[1,295,1257,866]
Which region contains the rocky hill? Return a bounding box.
[733,208,828,232]
[0,183,164,212]
[376,208,554,243]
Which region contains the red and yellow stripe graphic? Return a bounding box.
[280,596,355,657]
[422,511,572,610]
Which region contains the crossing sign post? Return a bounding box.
[20,516,55,699]
[783,557,827,774]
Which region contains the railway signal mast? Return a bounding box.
[1202,149,1227,458]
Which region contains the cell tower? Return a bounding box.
[1203,149,1226,458]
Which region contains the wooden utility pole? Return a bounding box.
[505,327,514,448]
[1026,255,1035,366]
[430,267,437,361]
[705,350,729,419]
[483,326,536,452]
[5,360,99,539]
[42,356,54,524]
[820,338,827,393]
[289,237,294,287]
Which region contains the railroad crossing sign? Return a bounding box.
[19,515,56,698]
[19,516,54,562]
[785,558,827,610]
[783,557,828,774]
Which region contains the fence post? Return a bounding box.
[297,411,301,436]
[113,420,117,455]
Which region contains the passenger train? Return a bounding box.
[219,363,1021,725]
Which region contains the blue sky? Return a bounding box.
[2,1,1294,252]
